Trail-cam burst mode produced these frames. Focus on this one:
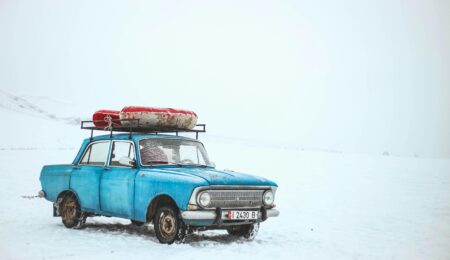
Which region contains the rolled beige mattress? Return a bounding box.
[119,106,198,130]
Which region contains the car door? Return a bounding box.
[100,140,137,218]
[70,140,111,212]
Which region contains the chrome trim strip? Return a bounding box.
[107,140,136,168]
[181,209,280,220]
[181,210,217,220]
[138,138,210,167]
[38,190,45,198]
[208,189,265,208]
[188,185,277,206]
[77,140,111,166]
[266,209,280,218]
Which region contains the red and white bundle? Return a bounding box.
[93,106,198,130]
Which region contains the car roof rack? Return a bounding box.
[80,118,206,140]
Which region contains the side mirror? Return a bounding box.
[119,156,136,167]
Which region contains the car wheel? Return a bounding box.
[153,205,185,244]
[60,193,82,228]
[227,223,260,240]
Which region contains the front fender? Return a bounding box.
[133,169,209,222]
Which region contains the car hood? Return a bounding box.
[140,166,277,186]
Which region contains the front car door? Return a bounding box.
[100,140,137,218]
[70,140,111,212]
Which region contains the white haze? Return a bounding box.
[0,0,449,157]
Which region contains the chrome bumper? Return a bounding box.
[181,209,280,221]
[38,190,46,198]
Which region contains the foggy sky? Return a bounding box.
[0,0,449,157]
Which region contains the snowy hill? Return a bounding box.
[0,97,449,259]
[0,90,86,150]
[0,90,82,125]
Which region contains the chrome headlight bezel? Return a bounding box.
[197,191,211,208]
[263,190,275,206]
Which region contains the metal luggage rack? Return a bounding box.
[80,118,206,140]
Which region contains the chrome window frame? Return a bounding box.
[138,138,212,167]
[77,140,111,166]
[107,140,137,168]
[188,185,278,209]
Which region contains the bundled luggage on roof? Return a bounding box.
[82,106,205,139]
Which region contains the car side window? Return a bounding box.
[110,141,135,167]
[79,141,110,165]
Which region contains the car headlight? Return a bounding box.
[197,192,211,207]
[263,190,275,206]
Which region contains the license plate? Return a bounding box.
[228,210,258,220]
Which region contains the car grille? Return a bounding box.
[207,190,264,208]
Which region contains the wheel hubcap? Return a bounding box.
[62,199,77,223]
[159,212,176,238]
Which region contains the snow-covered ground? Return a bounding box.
[0,94,449,259]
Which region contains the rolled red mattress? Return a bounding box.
[93,110,121,127]
[119,106,198,130]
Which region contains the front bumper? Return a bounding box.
[181,208,280,226]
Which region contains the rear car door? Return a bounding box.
[71,141,111,212]
[100,140,137,218]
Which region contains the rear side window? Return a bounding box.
[80,141,110,165]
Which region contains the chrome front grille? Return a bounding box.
[208,190,264,208]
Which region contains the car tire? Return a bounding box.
[227,223,260,240]
[60,193,82,228]
[153,205,185,244]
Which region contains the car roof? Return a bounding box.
[85,133,199,143]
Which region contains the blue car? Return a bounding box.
[39,125,279,244]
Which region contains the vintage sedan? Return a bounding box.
[39,132,279,244]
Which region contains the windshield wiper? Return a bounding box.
[145,161,184,166]
[181,163,210,168]
[145,161,212,167]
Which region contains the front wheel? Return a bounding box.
[153,205,185,244]
[227,223,260,240]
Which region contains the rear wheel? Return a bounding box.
[60,194,82,228]
[153,205,185,244]
[227,223,260,240]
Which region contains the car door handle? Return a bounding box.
[103,167,111,171]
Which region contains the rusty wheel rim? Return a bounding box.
[62,198,77,225]
[158,211,176,239]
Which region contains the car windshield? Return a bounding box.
[139,138,212,167]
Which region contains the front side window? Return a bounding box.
[139,138,211,166]
[110,141,135,167]
[79,141,110,165]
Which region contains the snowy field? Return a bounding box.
[0,95,449,259]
